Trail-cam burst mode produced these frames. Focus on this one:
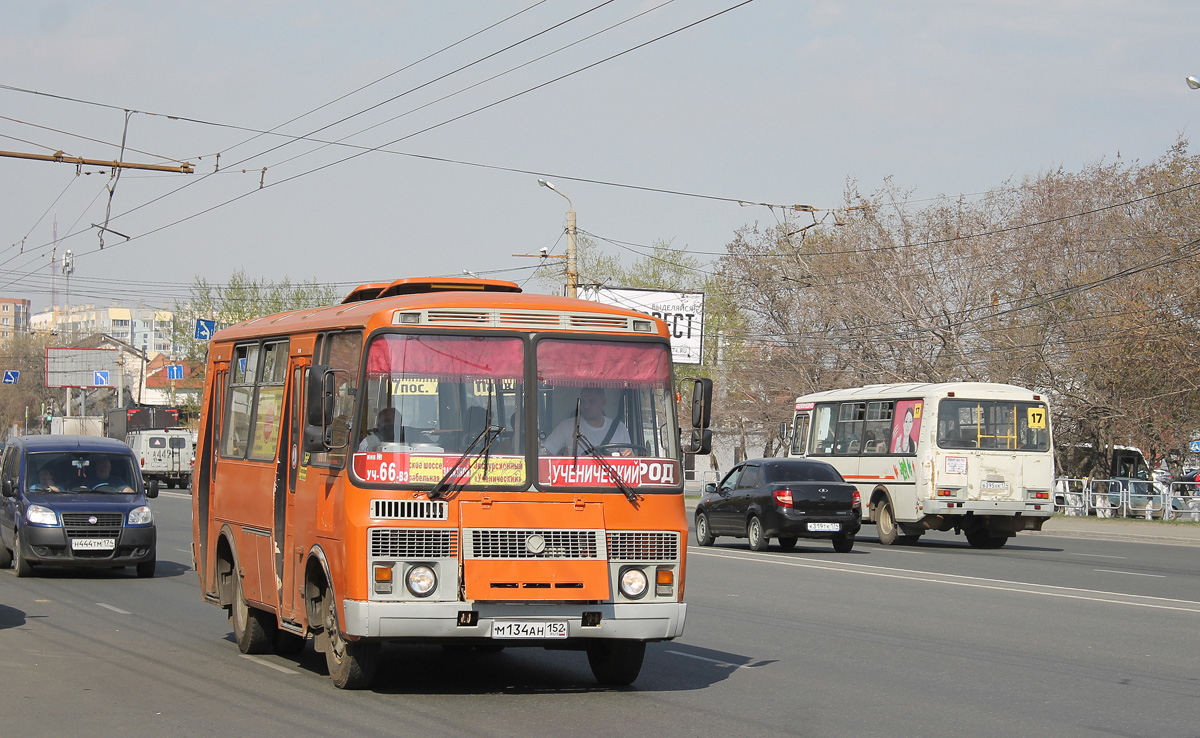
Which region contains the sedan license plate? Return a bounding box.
[491,620,569,640]
[71,538,115,551]
[807,522,840,532]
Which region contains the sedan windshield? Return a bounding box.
[29,452,138,494]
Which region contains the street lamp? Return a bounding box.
[538,179,578,298]
[1188,76,1200,90]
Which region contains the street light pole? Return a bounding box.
[538,179,578,297]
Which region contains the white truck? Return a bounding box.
[126,427,196,489]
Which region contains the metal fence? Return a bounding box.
[1053,477,1181,519]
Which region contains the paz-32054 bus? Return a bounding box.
[191,277,711,688]
[785,382,1054,548]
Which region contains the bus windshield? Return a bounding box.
[354,334,526,488]
[937,399,1050,451]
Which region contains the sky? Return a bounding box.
[2,0,1199,316]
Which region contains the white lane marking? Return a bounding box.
[97,603,131,615]
[241,655,299,674]
[159,491,191,500]
[1071,553,1127,560]
[1094,569,1166,578]
[666,650,746,669]
[867,547,926,555]
[690,549,1199,613]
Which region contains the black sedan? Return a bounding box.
[695,458,862,552]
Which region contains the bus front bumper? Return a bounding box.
[341,600,687,642]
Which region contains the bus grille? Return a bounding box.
[607,531,680,561]
[371,499,448,521]
[467,529,604,560]
[370,529,458,558]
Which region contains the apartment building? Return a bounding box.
[31,303,174,355]
[0,297,31,342]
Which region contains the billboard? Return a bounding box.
[45,347,120,389]
[579,287,704,365]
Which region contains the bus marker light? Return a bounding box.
[396,312,421,324]
[656,568,674,597]
[632,320,653,332]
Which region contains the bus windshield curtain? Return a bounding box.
[365,335,523,380]
[536,339,670,389]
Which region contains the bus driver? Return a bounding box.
[541,387,633,457]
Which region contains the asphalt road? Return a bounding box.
[2,491,1197,738]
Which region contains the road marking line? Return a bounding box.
[1094,569,1166,578]
[97,603,131,615]
[666,650,746,668]
[241,655,299,674]
[690,549,1200,613]
[1071,553,1127,559]
[159,491,191,500]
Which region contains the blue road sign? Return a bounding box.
[167,364,183,380]
[94,370,110,387]
[2,370,18,384]
[1189,440,1200,454]
[194,318,216,341]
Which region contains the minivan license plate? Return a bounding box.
[71,538,115,550]
[807,522,840,532]
[491,620,569,639]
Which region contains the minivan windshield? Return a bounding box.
[28,452,139,494]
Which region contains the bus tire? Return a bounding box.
[231,571,274,654]
[777,536,798,551]
[831,533,854,553]
[587,639,645,686]
[965,528,1008,549]
[876,499,900,545]
[746,515,768,551]
[695,512,715,546]
[322,594,379,689]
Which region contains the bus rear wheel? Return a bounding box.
[322,594,379,689]
[965,528,1009,549]
[231,571,275,654]
[875,499,900,545]
[587,640,645,686]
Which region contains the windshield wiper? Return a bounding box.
[572,430,641,504]
[427,423,503,501]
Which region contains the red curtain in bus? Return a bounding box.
[365,335,523,380]
[536,339,669,388]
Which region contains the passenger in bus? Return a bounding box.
[358,407,400,452]
[541,387,633,456]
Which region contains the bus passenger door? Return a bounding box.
[276,363,306,621]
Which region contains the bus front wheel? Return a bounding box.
[875,499,900,545]
[322,595,379,689]
[587,640,646,686]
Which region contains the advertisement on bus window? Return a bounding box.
[891,400,923,454]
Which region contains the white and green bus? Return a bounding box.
[784,382,1055,548]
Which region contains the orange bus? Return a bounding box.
[191,277,712,688]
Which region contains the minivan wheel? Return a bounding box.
[13,532,33,577]
[136,556,156,578]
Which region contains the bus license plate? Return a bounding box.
[807,522,840,532]
[71,538,115,550]
[491,620,569,640]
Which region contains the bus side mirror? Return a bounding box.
[690,378,712,429]
[779,421,789,440]
[683,428,712,455]
[306,365,335,426]
[302,424,327,454]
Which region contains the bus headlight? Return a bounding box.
[405,564,437,597]
[618,567,649,599]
